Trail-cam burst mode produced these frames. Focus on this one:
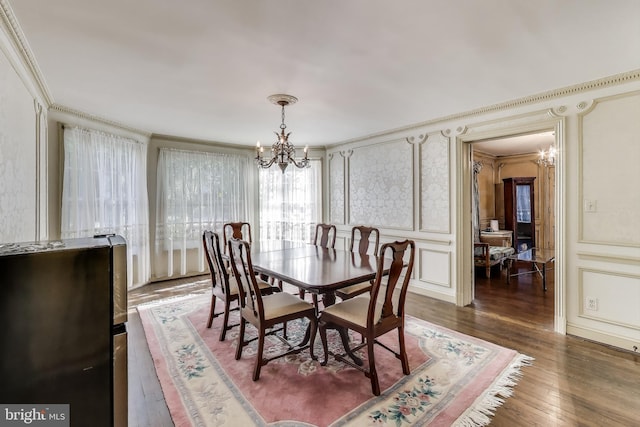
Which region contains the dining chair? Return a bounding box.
[300,223,338,306]
[223,222,252,252]
[318,239,416,396]
[228,237,318,381]
[313,223,337,248]
[335,226,380,300]
[202,230,278,341]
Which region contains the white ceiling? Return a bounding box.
[7,0,640,147]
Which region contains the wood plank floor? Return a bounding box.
[127,266,640,426]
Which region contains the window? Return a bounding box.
[61,126,150,288]
[155,148,249,277]
[259,160,321,243]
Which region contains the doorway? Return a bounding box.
[471,132,556,330]
[456,118,566,335]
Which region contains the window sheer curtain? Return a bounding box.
[155,148,249,278]
[61,126,150,288]
[259,160,321,243]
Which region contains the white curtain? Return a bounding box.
[155,148,249,278]
[259,160,321,243]
[61,126,150,288]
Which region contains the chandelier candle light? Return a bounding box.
[537,145,556,167]
[255,94,310,173]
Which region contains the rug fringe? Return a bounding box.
[453,353,534,427]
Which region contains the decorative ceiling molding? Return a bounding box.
[0,0,54,105]
[51,104,152,138]
[330,69,640,148]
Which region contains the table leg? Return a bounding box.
[318,291,364,366]
[542,262,547,292]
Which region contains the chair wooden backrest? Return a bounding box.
[313,223,337,248]
[202,230,232,297]
[223,222,252,251]
[368,240,415,330]
[349,226,380,256]
[227,237,262,320]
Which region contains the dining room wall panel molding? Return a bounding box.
[348,139,413,229]
[0,47,38,243]
[419,132,451,233]
[577,91,640,247]
[577,268,640,332]
[328,152,346,224]
[418,248,452,288]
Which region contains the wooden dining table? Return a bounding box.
[250,241,391,306]
[249,240,393,364]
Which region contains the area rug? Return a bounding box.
[138,293,532,426]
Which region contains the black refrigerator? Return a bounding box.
[0,236,128,427]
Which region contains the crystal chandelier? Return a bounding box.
[255,94,309,173]
[537,145,556,167]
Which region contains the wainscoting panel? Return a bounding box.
[348,140,413,229]
[329,153,346,224]
[0,52,38,243]
[578,268,640,330]
[420,132,450,233]
[579,91,640,246]
[418,248,451,288]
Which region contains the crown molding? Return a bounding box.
[0,0,54,105]
[51,104,152,138]
[328,69,640,148]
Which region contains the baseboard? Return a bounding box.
[567,323,640,354]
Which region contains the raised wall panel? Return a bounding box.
[0,52,38,243]
[419,248,451,287]
[328,153,345,224]
[580,92,640,246]
[579,268,640,330]
[349,140,413,229]
[420,133,450,233]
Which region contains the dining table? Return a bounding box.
[248,240,394,364]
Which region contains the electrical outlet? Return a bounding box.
[585,296,598,311]
[584,199,597,213]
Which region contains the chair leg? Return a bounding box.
[235,317,246,360]
[219,299,231,341]
[206,294,217,328]
[253,329,266,381]
[398,326,410,375]
[319,322,330,366]
[486,266,491,278]
[367,337,380,396]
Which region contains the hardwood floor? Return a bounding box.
[127,268,640,426]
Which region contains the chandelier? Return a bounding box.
[255,94,309,173]
[537,145,556,167]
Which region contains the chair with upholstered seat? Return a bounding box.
[313,223,337,248]
[229,237,318,381]
[223,222,252,252]
[300,223,338,306]
[202,230,278,341]
[335,226,380,300]
[318,239,416,396]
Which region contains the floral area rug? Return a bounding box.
[138,293,532,426]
